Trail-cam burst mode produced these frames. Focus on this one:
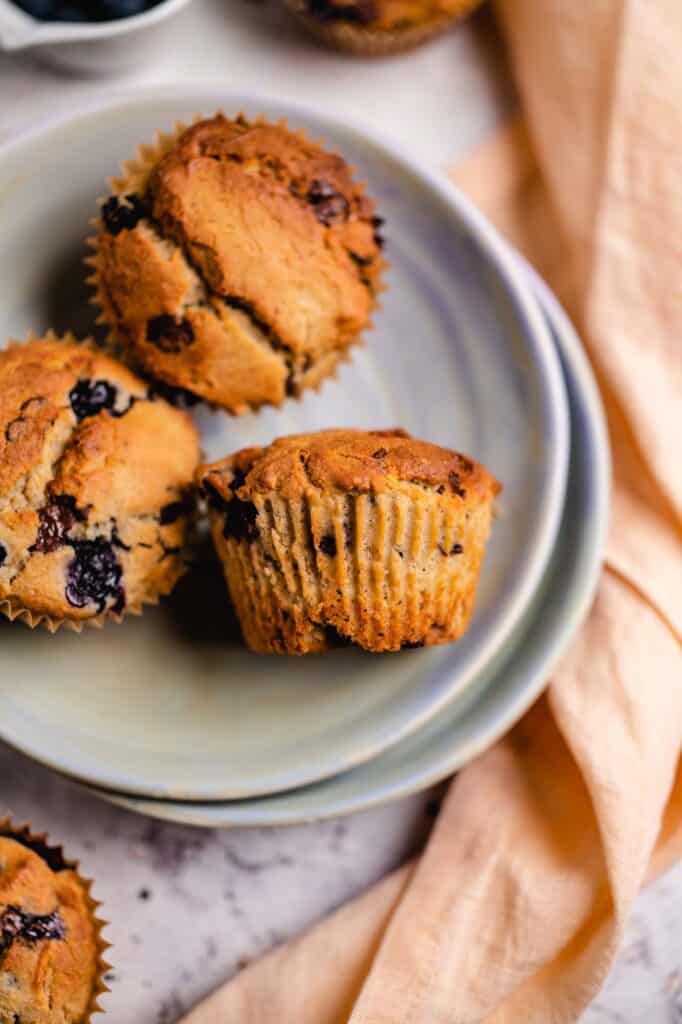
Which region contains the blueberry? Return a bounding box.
[101,193,149,235]
[306,179,349,227]
[146,315,195,354]
[0,907,65,960]
[65,538,124,613]
[319,534,337,556]
[69,379,118,422]
[31,495,83,554]
[0,544,6,568]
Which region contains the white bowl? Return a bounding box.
[0,0,193,74]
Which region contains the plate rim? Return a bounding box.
[93,256,611,825]
[0,87,570,799]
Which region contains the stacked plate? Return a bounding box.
[0,88,609,827]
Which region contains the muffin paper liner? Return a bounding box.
[0,330,196,634]
[207,484,493,654]
[0,815,111,1022]
[85,112,387,415]
[284,0,482,55]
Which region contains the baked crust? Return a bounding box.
[94,115,385,413]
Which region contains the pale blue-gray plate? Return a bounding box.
[0,89,569,800]
[91,257,610,825]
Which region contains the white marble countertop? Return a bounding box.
[1,5,680,1021]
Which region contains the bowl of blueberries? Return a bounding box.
[0,0,192,73]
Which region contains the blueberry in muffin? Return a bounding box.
[90,114,385,413]
[198,428,500,654]
[0,334,200,630]
[0,826,105,1024]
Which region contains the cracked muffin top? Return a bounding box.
[199,428,500,505]
[0,834,100,1024]
[93,114,385,413]
[0,336,200,628]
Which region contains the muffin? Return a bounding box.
[0,822,107,1024]
[0,334,200,631]
[286,0,483,55]
[198,428,499,654]
[90,114,385,413]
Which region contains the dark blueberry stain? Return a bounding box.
[439,542,464,556]
[223,499,259,543]
[448,471,467,499]
[324,623,353,648]
[146,315,195,354]
[343,517,354,549]
[101,193,149,235]
[69,379,118,422]
[0,906,65,960]
[319,533,337,557]
[371,214,385,248]
[306,179,350,226]
[372,447,387,459]
[148,380,201,409]
[65,538,124,613]
[31,494,84,554]
[0,544,6,568]
[160,494,194,525]
[306,0,375,22]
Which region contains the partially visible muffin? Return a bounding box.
[199,428,499,654]
[91,114,385,413]
[0,830,102,1024]
[0,335,200,630]
[286,0,483,55]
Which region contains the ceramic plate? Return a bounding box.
[0,89,568,800]
[95,261,609,824]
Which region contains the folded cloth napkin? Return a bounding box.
[182,2,682,1020]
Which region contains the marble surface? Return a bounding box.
[1,4,680,1021]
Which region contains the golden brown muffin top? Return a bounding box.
[0,836,99,1024]
[143,116,383,354]
[199,428,500,504]
[0,337,200,622]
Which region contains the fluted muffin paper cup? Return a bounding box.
[0,331,197,634]
[0,816,110,1023]
[206,484,495,655]
[285,0,483,56]
[85,112,387,414]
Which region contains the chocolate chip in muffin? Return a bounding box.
[65,538,124,613]
[101,193,149,236]
[306,179,350,226]
[146,315,195,354]
[69,378,118,422]
[319,533,337,556]
[31,494,84,554]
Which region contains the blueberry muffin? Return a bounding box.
[199,428,499,654]
[0,825,105,1024]
[90,114,385,413]
[286,0,483,55]
[0,335,200,631]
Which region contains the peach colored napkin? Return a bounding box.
[182,2,682,1020]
